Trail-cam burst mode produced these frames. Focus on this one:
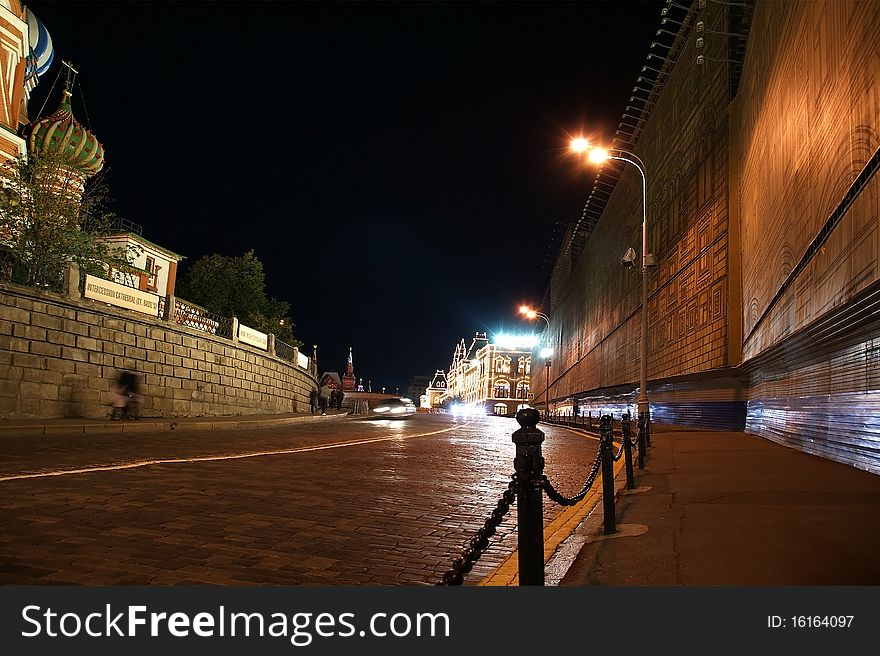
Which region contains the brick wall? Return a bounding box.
[0,283,317,419]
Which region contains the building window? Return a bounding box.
[494,356,510,374]
[494,381,510,398]
[494,403,508,416]
[517,383,529,399]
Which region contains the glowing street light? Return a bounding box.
[570,138,651,422]
[519,305,552,420]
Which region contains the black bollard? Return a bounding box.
[600,415,616,535]
[512,408,545,585]
[637,412,647,469]
[588,411,593,431]
[645,406,651,447]
[622,412,635,488]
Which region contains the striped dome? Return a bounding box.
[24,8,54,80]
[27,92,104,176]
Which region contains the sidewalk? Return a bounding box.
[559,425,880,585]
[0,409,352,437]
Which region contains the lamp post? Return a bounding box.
[571,139,651,421]
[519,305,553,420]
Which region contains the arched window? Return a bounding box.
[493,403,508,416]
[494,356,510,374]
[517,383,529,399]
[494,381,510,398]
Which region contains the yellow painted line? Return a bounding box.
[480,426,625,586]
[0,424,464,483]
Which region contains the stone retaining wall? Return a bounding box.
[0,283,317,419]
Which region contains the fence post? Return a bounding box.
[600,414,616,535]
[622,412,635,488]
[512,408,545,586]
[163,294,176,321]
[267,333,276,357]
[231,316,239,344]
[63,263,80,300]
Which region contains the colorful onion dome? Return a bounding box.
[24,8,54,84]
[27,90,104,176]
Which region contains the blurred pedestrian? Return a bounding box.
[110,370,140,420]
[318,383,331,416]
[330,389,339,412]
[309,388,319,415]
[336,389,345,410]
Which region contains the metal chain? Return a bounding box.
[541,446,603,506]
[437,474,518,585]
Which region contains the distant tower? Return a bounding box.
[342,346,356,391]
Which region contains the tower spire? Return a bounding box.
[61,60,78,104]
[342,346,356,391]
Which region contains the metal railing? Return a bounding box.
[275,338,296,362]
[170,297,233,338]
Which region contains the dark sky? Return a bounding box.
[27,0,664,394]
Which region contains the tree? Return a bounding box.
[176,250,301,346]
[0,152,135,289]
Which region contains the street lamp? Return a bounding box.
[518,305,552,420]
[570,138,651,422]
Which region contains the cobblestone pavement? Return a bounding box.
[0,415,600,585]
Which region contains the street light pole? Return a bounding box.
[611,150,650,419]
[518,306,552,420]
[571,140,651,422]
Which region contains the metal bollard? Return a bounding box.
[637,412,647,469]
[588,411,593,431]
[645,407,651,447]
[512,408,545,585]
[599,415,616,535]
[622,412,635,488]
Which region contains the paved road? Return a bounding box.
[0,415,600,585]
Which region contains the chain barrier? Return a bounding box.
[437,474,518,585]
[540,446,603,506]
[438,408,648,585]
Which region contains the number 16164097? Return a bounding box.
[767,616,854,629]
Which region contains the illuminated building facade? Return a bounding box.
[424,369,447,408]
[443,331,532,416]
[0,2,53,163]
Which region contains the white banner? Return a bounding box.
[238,323,268,350]
[83,274,160,317]
[297,351,310,369]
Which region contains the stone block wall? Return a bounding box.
[0,283,317,419]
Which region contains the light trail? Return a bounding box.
[0,424,463,483]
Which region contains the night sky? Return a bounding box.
[26,0,664,394]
